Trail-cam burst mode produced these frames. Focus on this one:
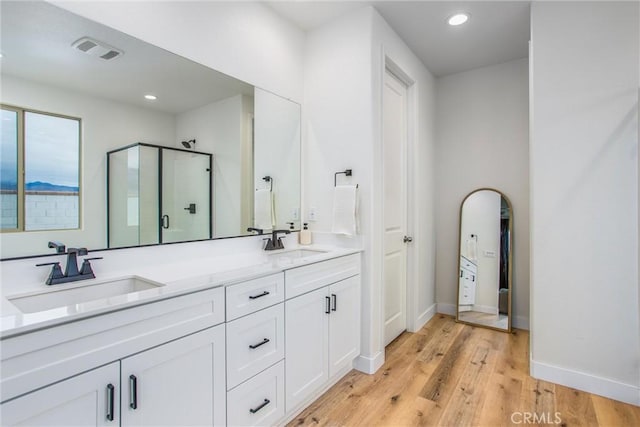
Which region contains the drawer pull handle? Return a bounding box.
[331,294,337,311]
[325,296,331,314]
[129,375,138,410]
[106,384,115,421]
[249,398,271,414]
[249,291,270,300]
[249,338,270,349]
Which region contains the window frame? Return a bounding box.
[1,104,82,233]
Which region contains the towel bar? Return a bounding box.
[334,169,358,188]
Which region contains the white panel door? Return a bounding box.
[121,325,225,427]
[285,287,329,411]
[1,362,119,427]
[383,68,409,346]
[328,276,361,378]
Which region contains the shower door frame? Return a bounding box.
[107,142,213,247]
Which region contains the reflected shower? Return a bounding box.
[181,139,196,149]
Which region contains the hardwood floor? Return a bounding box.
[287,315,640,427]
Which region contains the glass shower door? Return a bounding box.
[160,149,211,243]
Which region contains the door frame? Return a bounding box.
[379,54,418,345]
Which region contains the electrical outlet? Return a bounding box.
[484,250,496,258]
[308,207,317,221]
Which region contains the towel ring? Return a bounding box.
[262,176,273,192]
[334,169,358,188]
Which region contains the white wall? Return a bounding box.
[176,94,254,238]
[0,75,175,257]
[530,1,639,405]
[52,1,305,103]
[434,58,530,328]
[304,6,436,373]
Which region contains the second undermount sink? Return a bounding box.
[8,276,165,314]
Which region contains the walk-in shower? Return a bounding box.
[107,143,212,248]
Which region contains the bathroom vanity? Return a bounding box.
[0,246,361,426]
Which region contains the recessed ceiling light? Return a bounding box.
[447,13,470,26]
[144,94,157,101]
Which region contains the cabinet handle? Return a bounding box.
[249,398,270,414]
[129,375,138,410]
[331,294,337,311]
[249,338,270,349]
[325,296,331,314]
[249,291,270,300]
[106,384,115,421]
[460,270,464,278]
[472,275,475,282]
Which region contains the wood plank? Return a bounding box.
[437,345,496,426]
[474,373,523,427]
[554,385,599,427]
[592,394,640,427]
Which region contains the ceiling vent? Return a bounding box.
[71,37,123,61]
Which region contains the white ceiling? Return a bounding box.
[267,1,531,77]
[0,1,254,114]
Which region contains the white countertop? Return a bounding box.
[0,245,361,339]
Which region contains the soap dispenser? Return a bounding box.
[299,223,312,245]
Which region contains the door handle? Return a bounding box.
[106,383,115,421]
[129,375,138,410]
[249,338,270,349]
[249,398,270,414]
[403,236,413,243]
[325,296,331,314]
[331,294,337,311]
[161,215,170,229]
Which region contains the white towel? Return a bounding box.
[466,238,478,261]
[254,189,274,230]
[331,185,358,236]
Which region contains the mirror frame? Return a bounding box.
[455,187,513,333]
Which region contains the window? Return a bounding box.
[1,105,81,232]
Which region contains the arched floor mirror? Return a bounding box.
[456,188,512,332]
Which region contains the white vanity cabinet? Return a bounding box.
[1,362,120,426]
[0,286,226,427]
[121,325,226,426]
[225,273,286,427]
[284,254,361,413]
[459,256,478,306]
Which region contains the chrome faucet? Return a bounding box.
[264,230,291,251]
[36,242,102,285]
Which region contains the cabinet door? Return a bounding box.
[121,325,225,427]
[1,362,119,427]
[285,287,329,411]
[328,276,361,378]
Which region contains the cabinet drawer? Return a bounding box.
[227,360,285,427]
[226,304,284,389]
[285,254,360,299]
[226,273,284,321]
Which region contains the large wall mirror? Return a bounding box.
[456,189,512,332]
[0,1,300,258]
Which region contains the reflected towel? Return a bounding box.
[466,238,477,261]
[331,185,358,236]
[254,189,274,230]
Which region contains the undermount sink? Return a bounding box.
[8,276,165,314]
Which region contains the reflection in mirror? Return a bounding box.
[456,189,512,332]
[0,1,301,258]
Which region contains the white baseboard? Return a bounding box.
[410,303,436,332]
[512,315,529,330]
[436,303,456,316]
[437,303,530,330]
[531,359,640,406]
[353,350,384,374]
[472,304,498,314]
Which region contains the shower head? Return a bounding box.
[181,139,196,149]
